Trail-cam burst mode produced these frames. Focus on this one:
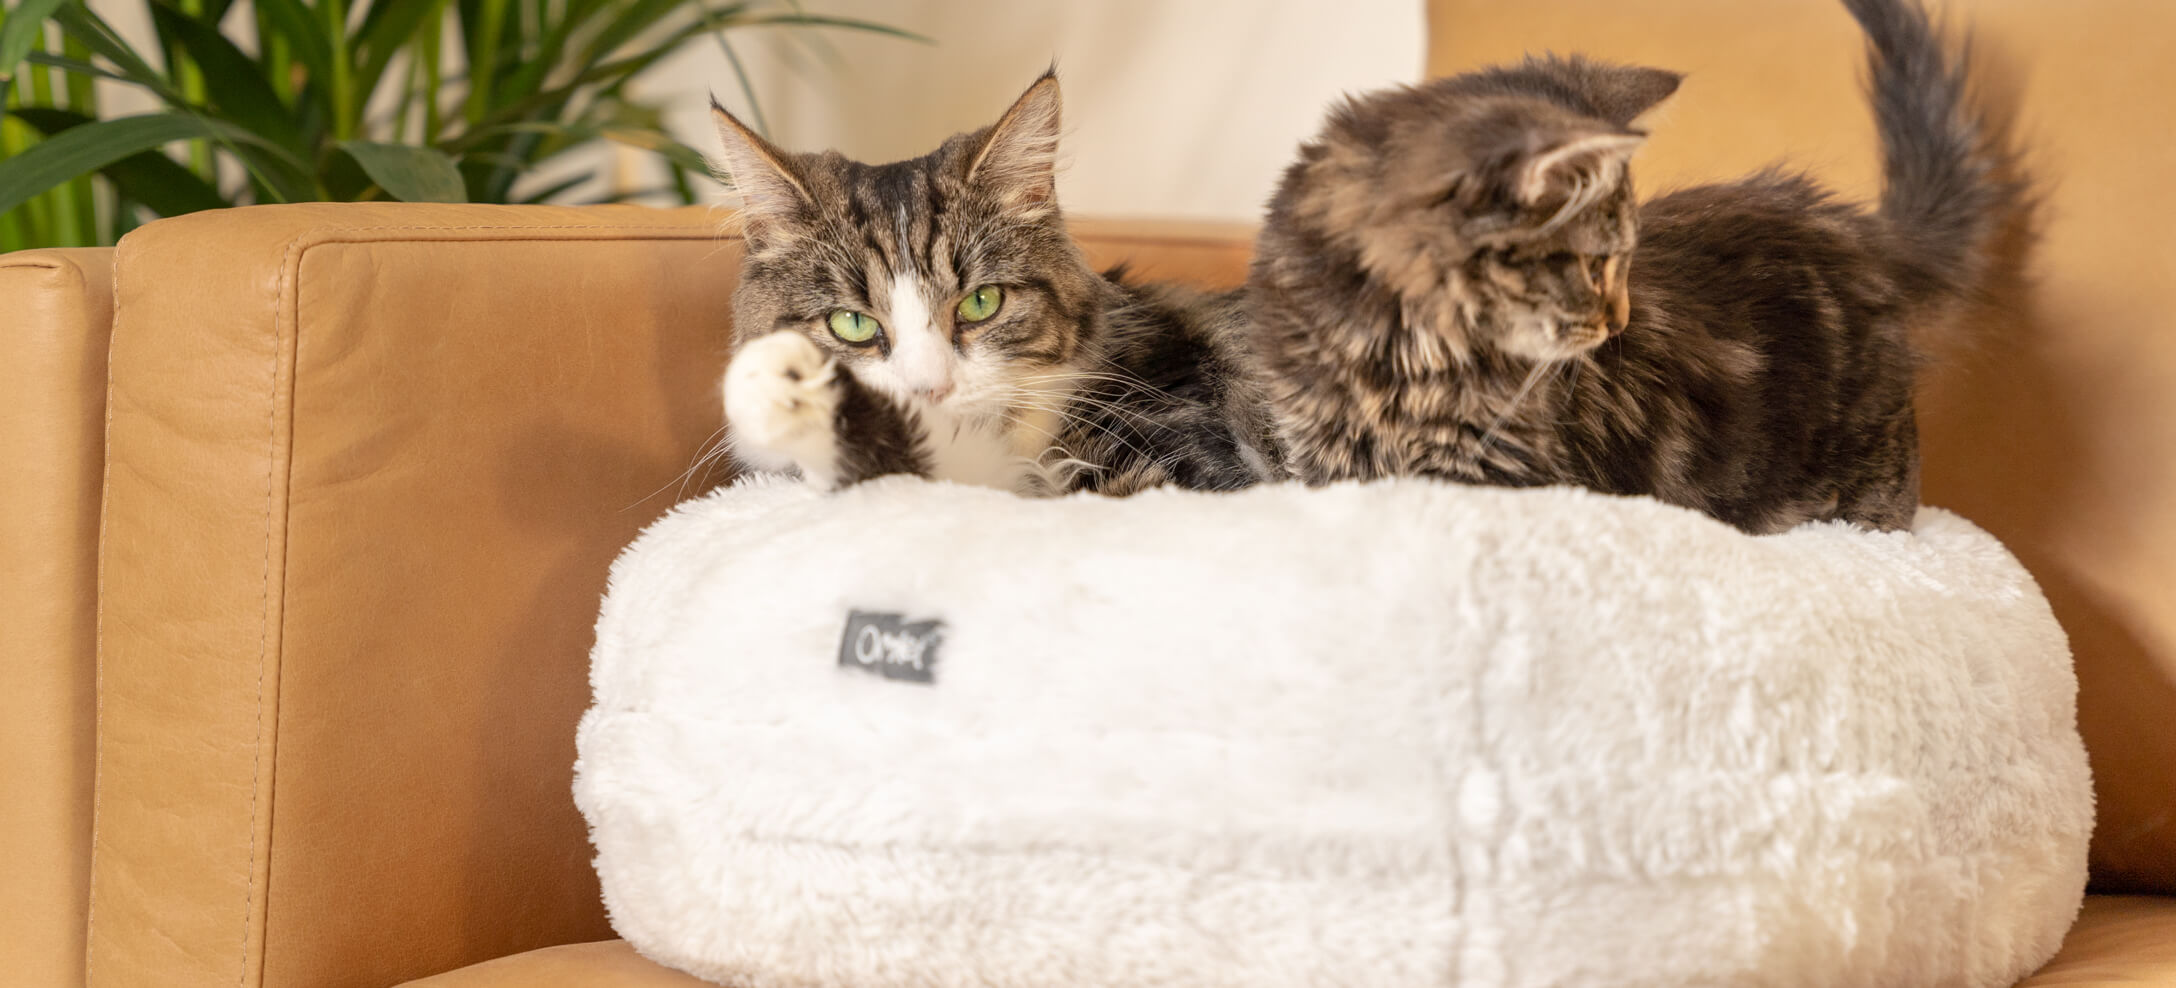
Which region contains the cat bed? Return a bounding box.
[573,476,2092,988]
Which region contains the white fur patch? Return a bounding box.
[915,407,1041,494]
[884,275,951,400]
[721,332,842,489]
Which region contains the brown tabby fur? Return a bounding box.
[715,72,1279,496]
[1246,0,2022,533]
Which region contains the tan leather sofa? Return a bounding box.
[6,204,2174,988]
[8,1,2176,984]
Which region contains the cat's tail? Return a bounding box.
[1841,0,2026,307]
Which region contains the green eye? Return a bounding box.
[826,310,881,344]
[956,285,1004,323]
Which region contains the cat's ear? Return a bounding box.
[710,96,811,241]
[1583,64,1682,127]
[1513,131,1645,210]
[966,68,1062,216]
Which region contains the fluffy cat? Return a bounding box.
[716,72,1279,495]
[1246,0,2022,532]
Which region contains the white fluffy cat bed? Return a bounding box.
[574,477,2092,988]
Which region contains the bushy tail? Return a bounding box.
[1841,0,2024,302]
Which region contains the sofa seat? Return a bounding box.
[400,895,2176,987]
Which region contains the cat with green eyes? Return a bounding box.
[719,0,2014,534]
[718,71,1281,495]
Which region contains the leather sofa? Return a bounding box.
[7,1,2176,984]
[8,204,2174,988]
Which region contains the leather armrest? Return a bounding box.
[2,247,115,988]
[90,204,738,988]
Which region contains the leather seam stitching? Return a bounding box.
[85,250,114,988]
[236,234,305,988]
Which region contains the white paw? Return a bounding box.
[724,332,842,487]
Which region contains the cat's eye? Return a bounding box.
[956,285,1004,323]
[826,310,881,344]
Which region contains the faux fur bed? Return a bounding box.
[574,476,2092,987]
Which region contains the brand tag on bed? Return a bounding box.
[838,610,944,685]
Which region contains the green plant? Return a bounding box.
[0,0,915,250]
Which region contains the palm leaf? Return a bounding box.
[570,0,687,71]
[317,0,357,139]
[354,0,445,103]
[249,0,335,115]
[10,106,227,217]
[708,32,765,135]
[339,139,468,202]
[50,4,186,104]
[457,0,511,123]
[0,111,267,215]
[599,126,709,173]
[515,172,591,204]
[24,51,128,86]
[740,11,930,43]
[4,0,914,238]
[148,3,308,151]
[459,23,709,136]
[0,0,71,83]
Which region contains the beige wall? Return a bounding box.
[649,0,1425,222]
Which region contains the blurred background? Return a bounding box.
[0,0,1422,248]
[671,0,1424,220]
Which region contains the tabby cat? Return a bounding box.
[1246,0,2022,532]
[716,71,1279,496]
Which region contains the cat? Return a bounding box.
[1245,0,2023,533]
[715,71,1280,496]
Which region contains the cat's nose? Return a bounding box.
[916,382,954,404]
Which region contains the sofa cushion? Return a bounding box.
[398,941,708,987]
[0,247,114,988]
[2017,897,2176,987]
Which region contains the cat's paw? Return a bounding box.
[724,332,842,488]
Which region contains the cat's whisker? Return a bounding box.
[1011,391,1176,434]
[998,412,1110,483]
[1004,398,1168,469]
[625,423,734,511]
[1475,359,1559,455]
[685,438,739,499]
[1001,387,1147,426]
[1011,376,1193,425]
[1012,366,1188,405]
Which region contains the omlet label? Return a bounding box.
[837,610,944,685]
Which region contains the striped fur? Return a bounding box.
[715,71,1278,496]
[1246,0,2023,533]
